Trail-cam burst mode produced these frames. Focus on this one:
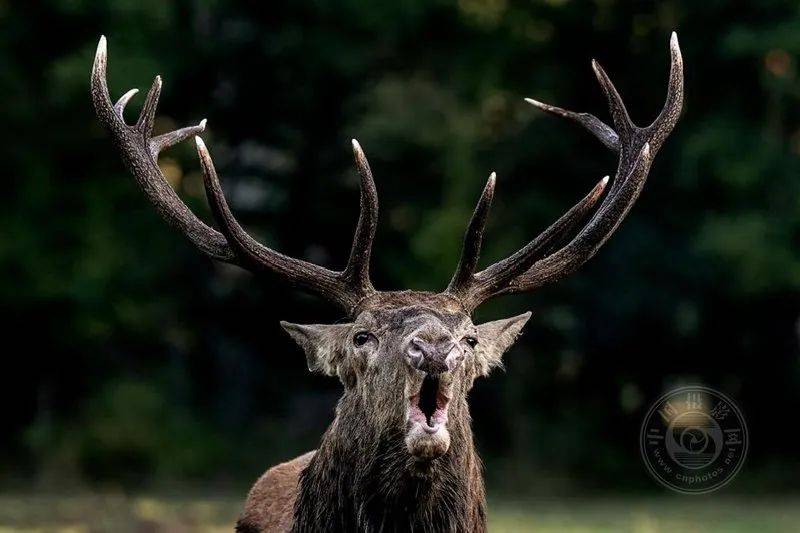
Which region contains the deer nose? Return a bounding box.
[407,337,458,374]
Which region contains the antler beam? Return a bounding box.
[91,36,378,312]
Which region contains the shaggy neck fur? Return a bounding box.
[292,387,487,532]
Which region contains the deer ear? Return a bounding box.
[280,322,351,376]
[474,312,532,375]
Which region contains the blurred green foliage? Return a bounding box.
[1,0,799,493]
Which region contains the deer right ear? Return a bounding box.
[280,322,351,376]
[473,312,532,376]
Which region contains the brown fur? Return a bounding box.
[289,376,486,532]
[236,302,529,532]
[237,451,316,533]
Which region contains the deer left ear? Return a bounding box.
[474,312,532,375]
[280,322,351,376]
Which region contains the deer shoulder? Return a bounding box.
[236,451,316,533]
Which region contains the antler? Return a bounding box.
[447,32,683,311]
[91,36,378,312]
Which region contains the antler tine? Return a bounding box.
[136,75,161,137]
[447,172,496,298]
[506,144,651,294]
[90,35,234,262]
[449,33,682,311]
[524,98,620,152]
[643,32,684,154]
[343,140,379,295]
[591,59,635,142]
[91,36,122,129]
[195,137,362,309]
[150,119,207,158]
[453,175,609,308]
[114,88,139,121]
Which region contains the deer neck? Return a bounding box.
[293,392,487,532]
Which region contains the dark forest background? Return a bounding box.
[2,0,799,497]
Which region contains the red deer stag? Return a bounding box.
[91,33,683,532]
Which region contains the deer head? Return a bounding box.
[90,34,683,462]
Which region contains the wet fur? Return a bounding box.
[291,376,486,532]
[237,301,529,532]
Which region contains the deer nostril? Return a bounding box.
[407,338,427,369]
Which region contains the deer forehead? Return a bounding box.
[353,296,473,338]
[354,291,467,316]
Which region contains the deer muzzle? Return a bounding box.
[406,337,463,374]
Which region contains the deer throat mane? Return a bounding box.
[292,397,487,532]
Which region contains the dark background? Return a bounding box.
[2,0,799,500]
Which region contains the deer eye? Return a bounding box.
[353,332,374,347]
[463,336,478,349]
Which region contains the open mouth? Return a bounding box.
[408,374,450,434]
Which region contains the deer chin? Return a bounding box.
[405,373,452,460]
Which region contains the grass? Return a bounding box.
[489,497,800,533]
[0,494,797,532]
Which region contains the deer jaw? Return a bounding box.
[405,371,454,459]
